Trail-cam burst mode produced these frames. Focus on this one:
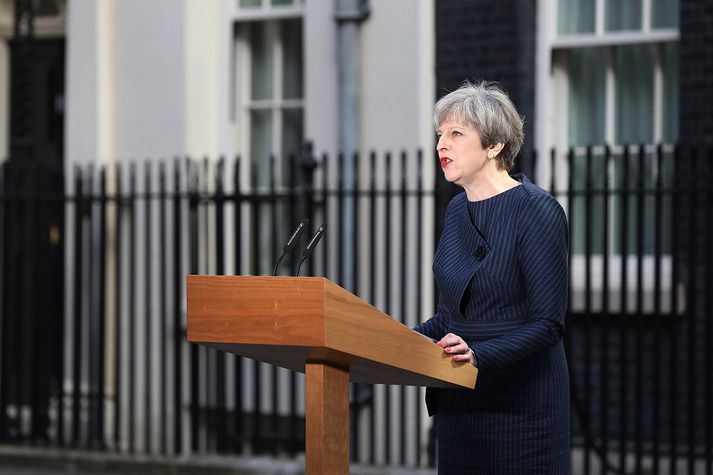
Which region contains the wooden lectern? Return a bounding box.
[187,275,477,474]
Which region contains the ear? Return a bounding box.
[487,142,505,159]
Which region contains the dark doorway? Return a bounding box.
[9,38,65,166]
[1,37,65,442]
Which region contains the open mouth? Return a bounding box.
[440,157,452,168]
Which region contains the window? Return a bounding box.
[562,42,678,256]
[232,0,304,190]
[536,0,680,313]
[548,0,679,147]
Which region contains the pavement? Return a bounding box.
[3,445,711,475]
[0,445,437,475]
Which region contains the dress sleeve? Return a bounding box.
[470,193,568,370]
[413,196,457,340]
[414,293,449,340]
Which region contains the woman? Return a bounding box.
[415,81,570,474]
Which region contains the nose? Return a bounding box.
[437,134,447,152]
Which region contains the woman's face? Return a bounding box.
[436,118,491,188]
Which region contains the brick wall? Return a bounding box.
[679,0,713,144]
[435,0,536,175]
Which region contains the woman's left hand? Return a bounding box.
[438,333,477,366]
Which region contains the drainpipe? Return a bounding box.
[334,0,369,292]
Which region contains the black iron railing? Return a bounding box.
[1,144,711,472]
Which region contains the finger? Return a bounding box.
[452,352,473,363]
[444,342,469,354]
[436,333,451,346]
[438,333,465,347]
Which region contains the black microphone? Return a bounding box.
[272,219,309,276]
[295,223,326,276]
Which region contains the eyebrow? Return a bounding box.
[437,124,464,133]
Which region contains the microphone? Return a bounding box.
[295,223,326,276]
[272,219,309,276]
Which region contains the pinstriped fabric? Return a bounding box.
[415,174,571,475]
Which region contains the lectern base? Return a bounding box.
[306,361,349,474]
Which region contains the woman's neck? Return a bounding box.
[463,167,520,202]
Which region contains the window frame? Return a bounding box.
[232,0,304,22]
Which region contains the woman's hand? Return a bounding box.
[438,333,477,366]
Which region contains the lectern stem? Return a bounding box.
[305,361,349,474]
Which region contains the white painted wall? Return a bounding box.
[304,0,339,157]
[361,0,433,154]
[65,0,229,165]
[113,0,185,160]
[184,0,231,159]
[65,0,112,166]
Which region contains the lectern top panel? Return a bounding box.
[187,275,477,389]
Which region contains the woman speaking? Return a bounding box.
[415,81,571,474]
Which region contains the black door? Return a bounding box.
[1,37,65,442]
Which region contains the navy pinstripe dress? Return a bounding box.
[415,174,571,474]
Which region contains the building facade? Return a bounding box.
[2,0,712,470]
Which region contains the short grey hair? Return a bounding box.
[434,80,524,172]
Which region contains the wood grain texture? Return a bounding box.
[187,275,477,389]
[306,362,349,475]
[187,275,327,347]
[322,279,477,389]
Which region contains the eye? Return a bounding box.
[452,130,463,137]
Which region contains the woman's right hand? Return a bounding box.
[438,333,477,366]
